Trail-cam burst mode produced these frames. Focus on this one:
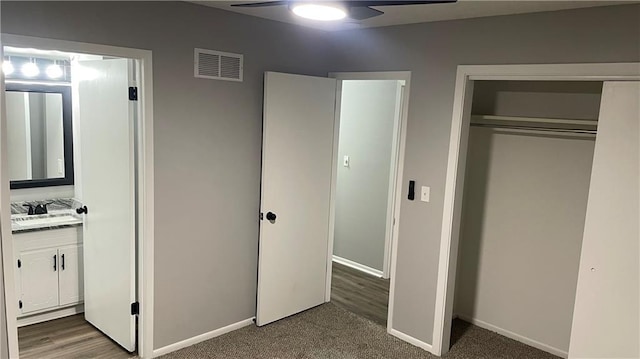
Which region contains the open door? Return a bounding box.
[76,58,136,352]
[257,72,337,326]
[568,81,639,359]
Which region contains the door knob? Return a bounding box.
[76,206,88,214]
[266,212,277,221]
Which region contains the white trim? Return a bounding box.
[324,78,342,302]
[332,255,383,278]
[382,81,405,279]
[327,72,411,341]
[456,314,568,358]
[0,34,155,359]
[389,328,434,353]
[17,304,83,327]
[152,317,255,357]
[0,40,20,358]
[433,62,640,357]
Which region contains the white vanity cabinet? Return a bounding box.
[13,227,83,323]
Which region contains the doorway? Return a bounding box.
[453,80,601,358]
[433,63,640,358]
[0,35,154,359]
[328,77,405,327]
[326,72,410,332]
[255,71,410,339]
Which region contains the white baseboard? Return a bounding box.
[153,317,255,357]
[18,304,84,327]
[388,328,434,353]
[456,314,568,358]
[332,255,383,278]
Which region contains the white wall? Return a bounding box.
[455,128,595,355]
[333,80,401,271]
[472,81,603,120]
[454,81,600,355]
[9,186,75,202]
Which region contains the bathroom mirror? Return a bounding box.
[5,84,74,189]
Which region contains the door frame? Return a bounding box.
[0,34,155,359]
[433,62,640,356]
[325,71,411,333]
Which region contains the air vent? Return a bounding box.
[194,48,243,82]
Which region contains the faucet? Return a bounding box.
[22,203,35,215]
[23,202,53,215]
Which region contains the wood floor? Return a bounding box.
[330,261,390,326]
[18,314,135,359]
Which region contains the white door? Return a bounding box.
[76,58,136,352]
[58,244,84,306]
[257,72,337,326]
[19,248,59,314]
[569,82,639,359]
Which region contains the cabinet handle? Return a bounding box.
[61,254,65,270]
[53,255,57,271]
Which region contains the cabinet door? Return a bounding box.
[19,248,59,314]
[58,245,84,306]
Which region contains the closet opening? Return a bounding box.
[451,80,602,358]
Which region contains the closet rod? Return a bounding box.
[470,123,597,137]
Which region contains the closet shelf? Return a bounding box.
[470,115,598,136]
[471,115,598,127]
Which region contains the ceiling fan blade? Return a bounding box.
[345,0,456,6]
[349,1,456,21]
[349,6,384,21]
[231,0,455,8]
[231,1,289,7]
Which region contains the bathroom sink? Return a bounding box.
[12,212,83,231]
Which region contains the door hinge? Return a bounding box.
[18,300,22,309]
[128,87,138,101]
[131,302,139,315]
[17,259,21,268]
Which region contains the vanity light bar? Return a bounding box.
[2,56,71,82]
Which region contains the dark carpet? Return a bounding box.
[159,303,559,359]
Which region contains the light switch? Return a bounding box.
[421,186,430,202]
[343,155,350,168]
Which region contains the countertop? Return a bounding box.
[11,198,84,233]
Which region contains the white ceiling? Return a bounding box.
[192,0,634,31]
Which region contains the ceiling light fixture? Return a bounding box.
[21,60,40,77]
[46,62,64,79]
[291,3,347,21]
[2,60,14,75]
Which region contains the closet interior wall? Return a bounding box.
[453,81,603,357]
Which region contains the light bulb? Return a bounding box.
[21,62,40,77]
[2,61,14,75]
[291,3,347,21]
[46,64,64,79]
